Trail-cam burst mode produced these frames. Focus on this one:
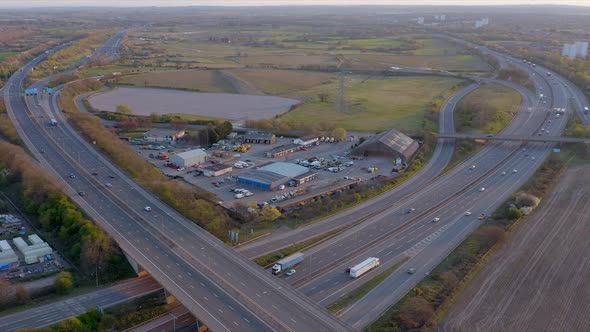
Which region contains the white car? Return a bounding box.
[144,206,152,212]
[432,217,440,222]
[470,165,476,170]
[512,169,518,173]
[479,187,486,192]
[465,211,472,216]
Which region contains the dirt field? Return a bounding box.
[88,87,298,121]
[437,165,590,332]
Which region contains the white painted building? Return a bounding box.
[13,236,53,264]
[562,42,588,60]
[0,240,18,264]
[169,149,207,168]
[475,18,489,28]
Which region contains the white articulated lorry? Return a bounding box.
[349,257,380,278]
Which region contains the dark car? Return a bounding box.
[78,191,85,196]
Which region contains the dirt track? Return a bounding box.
[437,165,590,332]
[88,87,298,121]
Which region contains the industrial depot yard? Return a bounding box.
[88,86,299,122]
[134,134,397,206]
[437,165,590,332]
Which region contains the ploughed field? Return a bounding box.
[88,87,299,121]
[437,165,590,332]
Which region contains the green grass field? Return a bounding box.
[227,69,335,96]
[118,69,237,93]
[455,83,522,134]
[0,51,17,62]
[282,76,463,133]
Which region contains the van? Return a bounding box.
[234,193,244,199]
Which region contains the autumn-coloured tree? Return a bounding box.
[399,297,434,329]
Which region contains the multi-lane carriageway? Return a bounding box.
[4,34,353,332]
[242,37,587,329]
[5,31,589,331]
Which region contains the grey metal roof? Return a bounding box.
[238,170,289,184]
[376,129,415,152]
[259,162,309,178]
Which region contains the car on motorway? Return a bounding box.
[286,269,296,276]
[512,169,518,173]
[108,175,116,179]
[486,134,494,138]
[465,211,472,216]
[69,173,76,179]
[91,172,98,176]
[479,187,486,192]
[105,183,113,188]
[477,213,486,220]
[78,191,85,196]
[432,217,440,223]
[470,165,476,170]
[407,208,416,214]
[501,171,507,176]
[407,268,416,274]
[144,206,152,212]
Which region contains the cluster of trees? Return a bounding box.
[0,280,30,310]
[60,80,234,239]
[0,98,23,145]
[0,140,134,283]
[497,66,535,91]
[54,272,73,295]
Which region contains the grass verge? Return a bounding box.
[328,257,410,314]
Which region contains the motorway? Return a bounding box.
[320,40,580,329]
[4,33,352,332]
[0,277,162,330]
[241,35,582,329]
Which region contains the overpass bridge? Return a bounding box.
[438,133,590,144]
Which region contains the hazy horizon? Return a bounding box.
[1,0,589,8]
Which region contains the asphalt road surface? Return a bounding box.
[4,33,352,332]
[0,277,162,331]
[437,166,590,332]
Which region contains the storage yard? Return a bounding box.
[0,213,65,281]
[131,129,419,208]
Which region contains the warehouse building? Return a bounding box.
[237,162,309,190]
[265,143,302,158]
[13,235,53,264]
[143,128,185,144]
[169,149,207,168]
[351,129,419,163]
[293,135,319,146]
[0,240,18,264]
[243,132,276,144]
[292,171,318,186]
[199,164,233,177]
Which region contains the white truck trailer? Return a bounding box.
[349,257,380,278]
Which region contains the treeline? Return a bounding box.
[59,80,233,239]
[367,154,566,331]
[0,98,23,145]
[0,140,134,284]
[497,66,535,91]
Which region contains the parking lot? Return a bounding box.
[131,134,397,208]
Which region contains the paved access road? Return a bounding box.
[4,33,352,332]
[437,166,590,332]
[0,277,162,331]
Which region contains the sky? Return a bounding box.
[1,0,589,7]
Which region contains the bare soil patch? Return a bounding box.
[88,87,298,121]
[437,165,590,332]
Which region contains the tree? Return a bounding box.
[261,205,282,221]
[15,284,30,305]
[54,317,83,332]
[399,297,434,329]
[116,104,134,115]
[508,206,523,220]
[55,271,74,294]
[331,128,347,141]
[318,93,329,103]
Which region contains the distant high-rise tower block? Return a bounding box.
[562,42,588,59]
